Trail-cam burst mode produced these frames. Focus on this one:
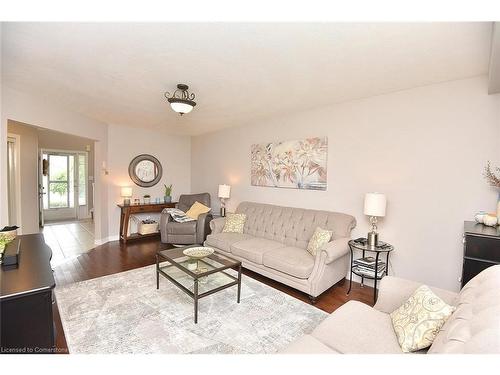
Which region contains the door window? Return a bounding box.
[48,154,69,208]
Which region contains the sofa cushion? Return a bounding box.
[263,246,315,279]
[166,221,197,235]
[311,301,402,354]
[230,238,285,264]
[280,334,338,354]
[236,201,356,249]
[205,232,254,253]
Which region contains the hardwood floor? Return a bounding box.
[52,238,373,353]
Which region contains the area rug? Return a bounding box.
[55,265,327,354]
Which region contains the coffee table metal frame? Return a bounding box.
[156,246,242,323]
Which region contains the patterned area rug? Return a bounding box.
[55,265,327,353]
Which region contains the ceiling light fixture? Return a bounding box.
[164,84,196,115]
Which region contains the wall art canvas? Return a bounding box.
[251,137,327,190]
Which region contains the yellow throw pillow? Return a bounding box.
[185,201,211,219]
[222,213,247,233]
[390,285,455,353]
[306,227,333,256]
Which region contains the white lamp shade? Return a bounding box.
[218,184,231,199]
[170,102,194,114]
[121,187,133,197]
[363,192,386,217]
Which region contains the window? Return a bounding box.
[78,154,87,206]
[48,154,70,208]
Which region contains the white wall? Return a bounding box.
[1,86,109,241]
[1,87,193,243]
[192,76,500,292]
[6,121,39,233]
[106,123,191,239]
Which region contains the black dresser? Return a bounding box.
[461,221,500,288]
[1,233,56,353]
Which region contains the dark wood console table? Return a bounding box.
[461,221,500,288]
[118,202,176,243]
[1,233,56,353]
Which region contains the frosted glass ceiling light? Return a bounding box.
[164,84,196,116]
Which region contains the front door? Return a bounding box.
[41,152,78,222]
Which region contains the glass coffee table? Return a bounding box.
[156,246,242,323]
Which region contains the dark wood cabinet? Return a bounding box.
[1,234,56,353]
[461,221,500,288]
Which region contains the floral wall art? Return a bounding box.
[251,137,328,190]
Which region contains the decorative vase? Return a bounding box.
[483,214,498,227]
[474,211,486,224]
[164,196,171,203]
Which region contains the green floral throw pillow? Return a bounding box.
[391,285,455,352]
[307,227,333,256]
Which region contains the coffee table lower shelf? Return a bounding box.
[156,248,242,324]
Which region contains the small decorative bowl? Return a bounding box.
[183,246,215,260]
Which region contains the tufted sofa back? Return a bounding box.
[235,201,356,249]
[428,264,500,354]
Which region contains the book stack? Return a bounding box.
[353,256,386,278]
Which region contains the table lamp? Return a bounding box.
[218,184,231,217]
[121,187,133,206]
[363,192,386,248]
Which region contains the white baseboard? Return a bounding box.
[94,235,119,246]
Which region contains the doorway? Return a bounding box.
[39,148,95,266]
[7,134,22,230]
[40,150,90,223]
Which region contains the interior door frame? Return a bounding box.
[40,148,89,222]
[7,133,23,233]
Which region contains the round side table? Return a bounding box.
[347,239,394,304]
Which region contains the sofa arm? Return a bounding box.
[319,237,350,264]
[209,217,226,234]
[159,208,174,243]
[374,276,459,314]
[196,213,213,243]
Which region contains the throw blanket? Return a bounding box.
[163,208,195,223]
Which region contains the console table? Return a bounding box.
[1,233,56,353]
[118,202,176,243]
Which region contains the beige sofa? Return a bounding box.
[204,201,356,301]
[283,265,500,354]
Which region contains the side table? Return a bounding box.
[118,202,177,243]
[347,239,394,304]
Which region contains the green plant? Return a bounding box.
[143,194,151,198]
[49,171,68,195]
[164,184,172,196]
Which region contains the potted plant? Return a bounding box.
[164,184,172,203]
[484,161,500,220]
[143,194,151,204]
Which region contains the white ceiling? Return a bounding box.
[2,22,493,135]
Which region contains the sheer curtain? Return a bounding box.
[7,136,18,226]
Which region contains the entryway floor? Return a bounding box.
[42,219,95,266]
